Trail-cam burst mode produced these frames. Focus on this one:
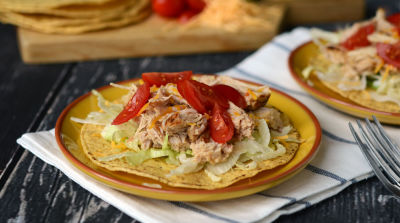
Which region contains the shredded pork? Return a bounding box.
[132,76,275,164]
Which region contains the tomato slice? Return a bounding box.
[112,82,151,125]
[178,10,197,23]
[186,0,206,13]
[191,80,229,109]
[177,79,229,113]
[210,104,234,143]
[340,24,375,50]
[152,0,186,18]
[177,80,208,114]
[387,13,400,26]
[377,42,400,69]
[212,84,247,109]
[387,13,400,35]
[142,71,192,87]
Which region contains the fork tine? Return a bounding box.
[372,116,400,158]
[356,120,400,184]
[349,123,400,196]
[363,118,400,177]
[349,122,400,196]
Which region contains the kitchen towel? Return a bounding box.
[17,27,400,223]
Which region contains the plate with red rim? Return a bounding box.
[288,41,400,125]
[55,76,321,202]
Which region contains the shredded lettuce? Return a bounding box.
[235,160,257,170]
[71,90,124,125]
[302,65,314,79]
[91,90,123,116]
[98,151,134,162]
[125,138,140,151]
[310,28,340,44]
[271,125,292,137]
[162,135,180,165]
[125,149,171,166]
[206,119,286,176]
[205,169,221,182]
[168,153,202,176]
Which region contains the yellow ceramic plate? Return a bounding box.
[289,41,400,125]
[55,77,321,202]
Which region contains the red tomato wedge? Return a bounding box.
[340,24,375,50]
[186,0,206,13]
[177,80,208,114]
[210,104,234,143]
[177,80,229,113]
[112,82,151,125]
[212,84,247,109]
[151,0,186,17]
[191,80,229,109]
[178,10,197,23]
[387,13,400,26]
[377,42,400,69]
[387,13,400,35]
[142,71,192,87]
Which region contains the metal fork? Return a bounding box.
[349,115,400,196]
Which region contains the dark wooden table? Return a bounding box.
[1,1,400,222]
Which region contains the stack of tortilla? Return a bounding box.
[0,0,151,34]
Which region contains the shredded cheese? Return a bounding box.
[274,135,289,140]
[150,85,159,93]
[184,0,275,32]
[381,65,393,82]
[171,87,180,96]
[91,133,101,137]
[374,58,384,73]
[247,89,257,100]
[148,105,186,129]
[111,141,127,150]
[137,102,149,116]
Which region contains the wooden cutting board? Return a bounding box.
[17,5,285,64]
[17,0,365,64]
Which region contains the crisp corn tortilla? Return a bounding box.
[0,0,112,11]
[1,0,140,19]
[80,115,300,190]
[0,0,148,26]
[0,1,150,34]
[320,80,400,113]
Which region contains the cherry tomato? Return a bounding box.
[112,82,151,125]
[142,71,192,87]
[387,13,400,35]
[212,84,247,109]
[340,24,375,50]
[387,13,400,26]
[186,0,206,13]
[377,42,400,69]
[210,104,234,143]
[177,80,208,114]
[152,0,186,18]
[178,10,197,23]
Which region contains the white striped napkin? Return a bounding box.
[17,28,400,223]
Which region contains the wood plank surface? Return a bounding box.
[0,24,72,179]
[17,5,284,64]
